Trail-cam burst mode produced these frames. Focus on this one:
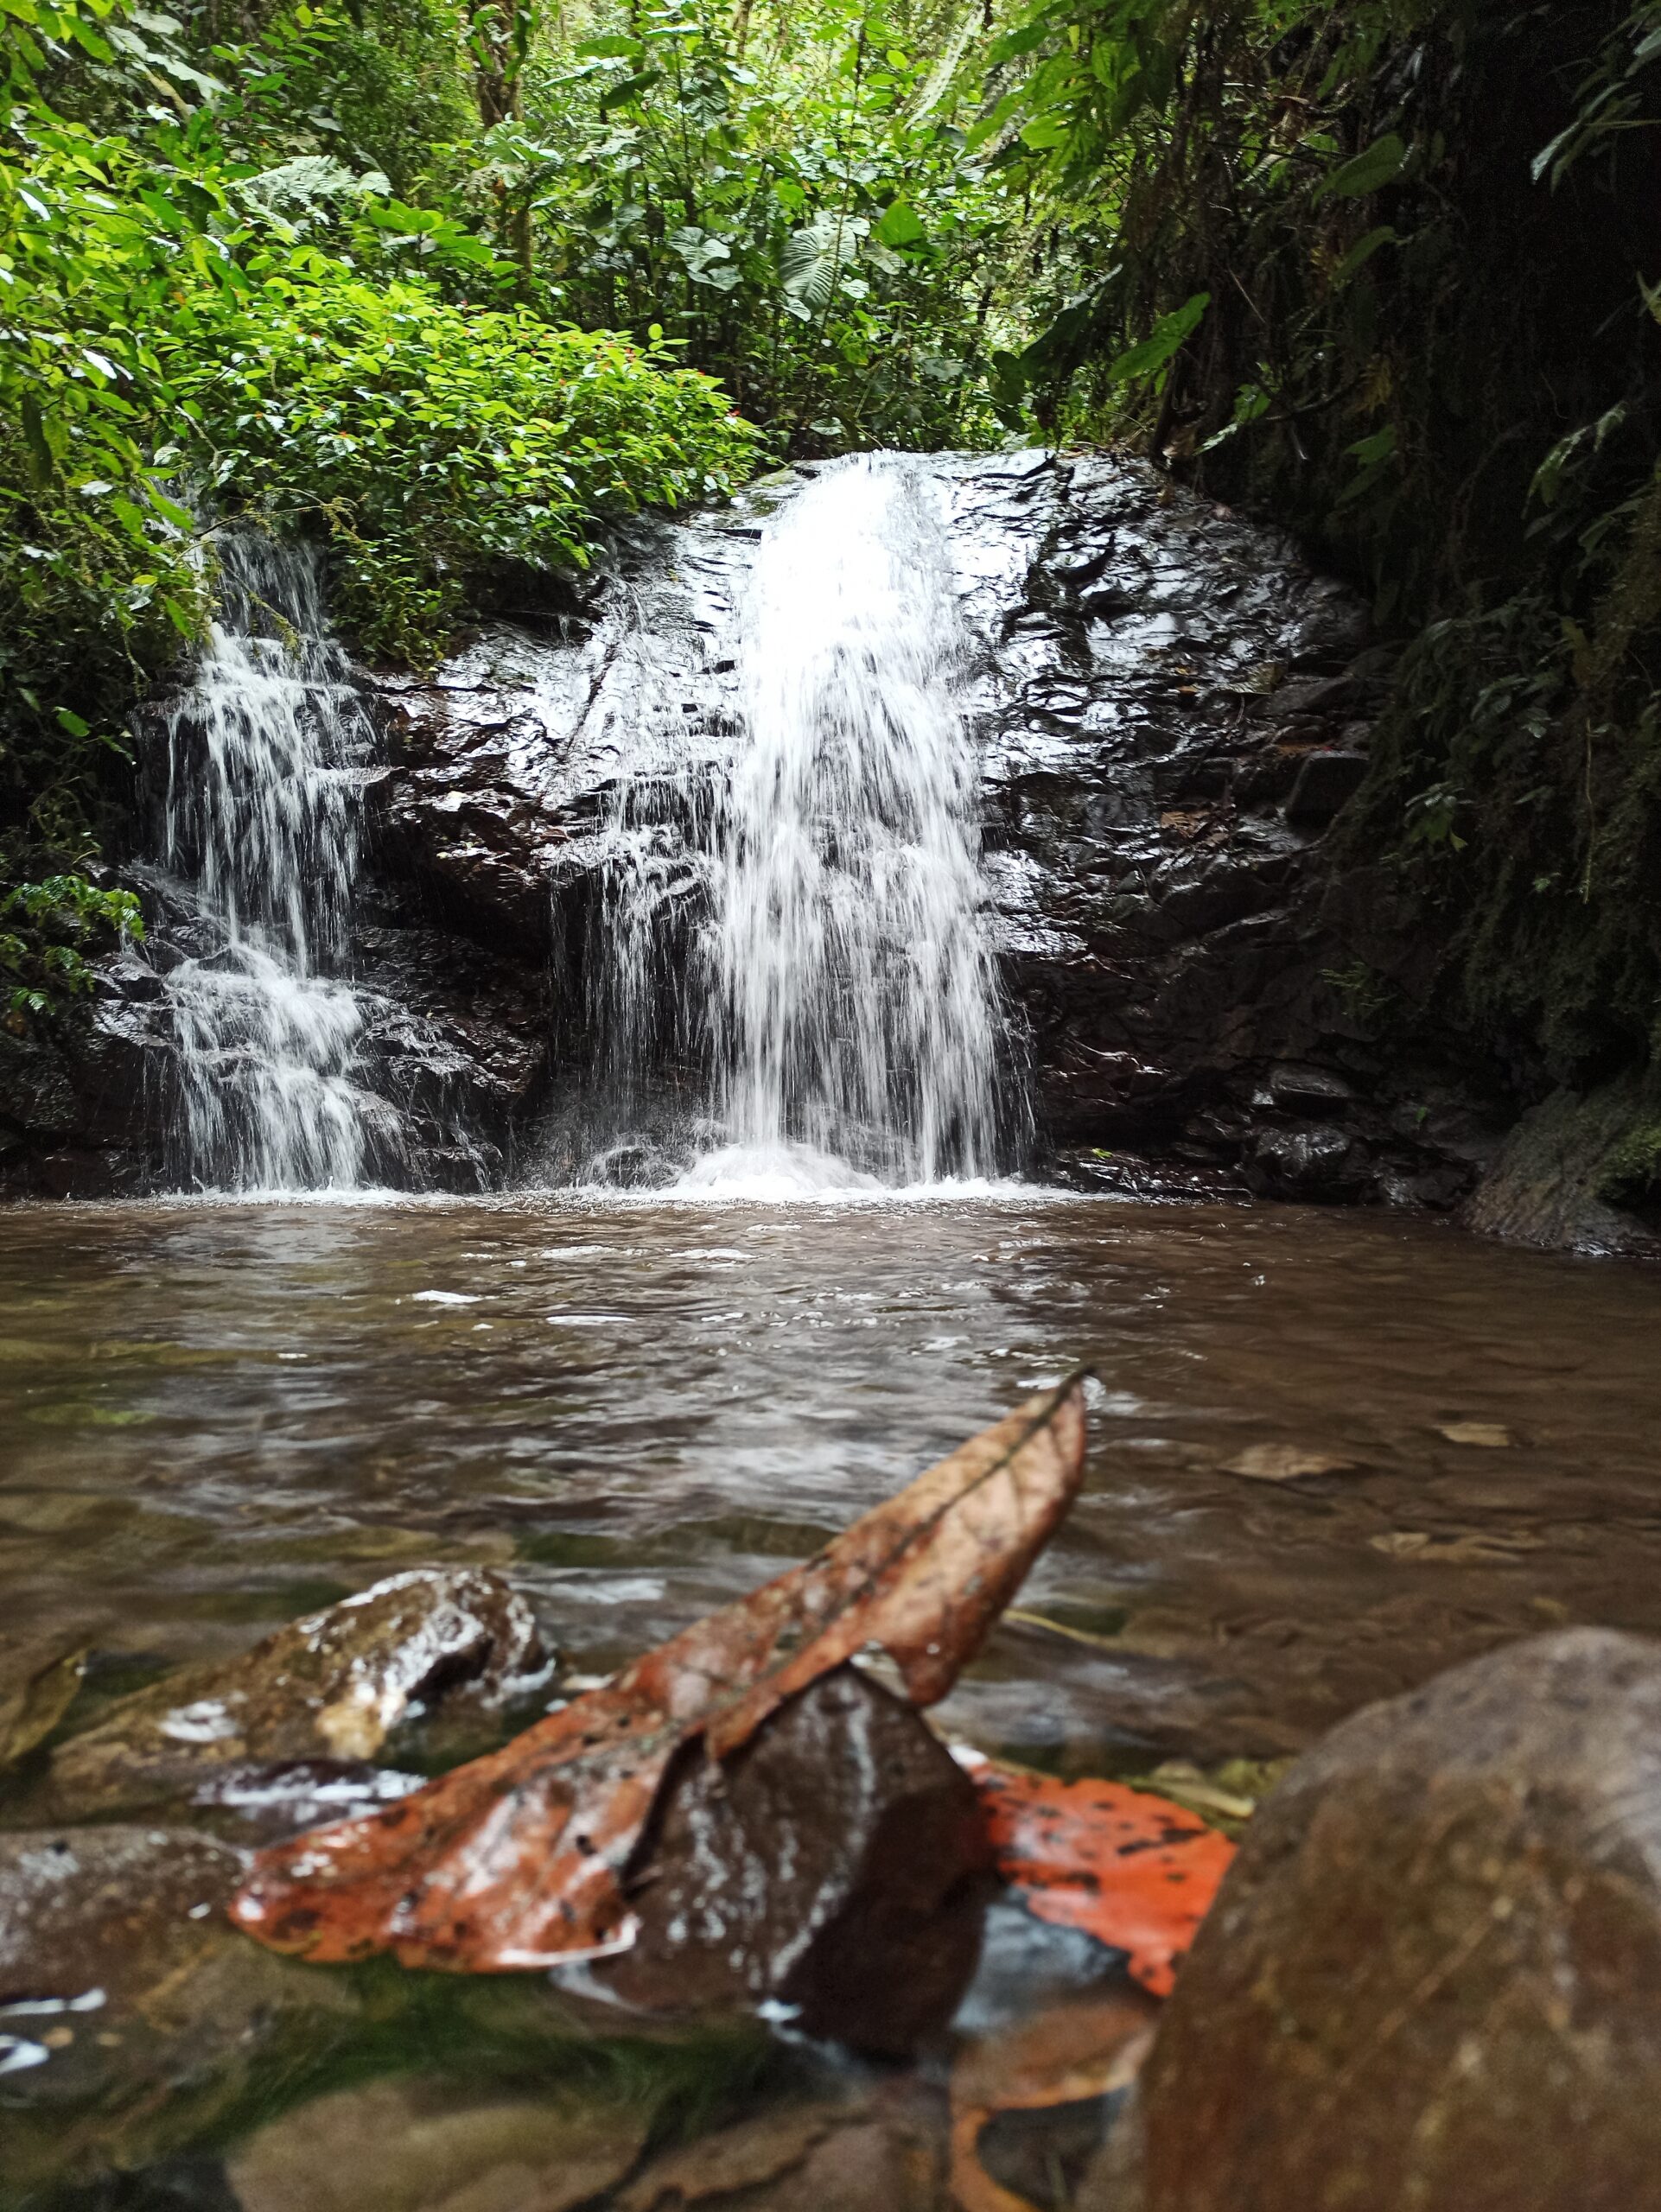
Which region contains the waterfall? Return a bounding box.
[581,453,1015,1194]
[155,532,391,1192]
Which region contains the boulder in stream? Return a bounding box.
[1135,1627,1661,2212]
[49,1567,551,1821]
[583,1666,994,2057]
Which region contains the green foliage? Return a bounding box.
[520,0,1010,452]
[0,3,215,843]
[981,0,1661,1090]
[171,273,758,658]
[1598,1118,1661,1211]
[0,873,143,1022]
[0,0,764,870]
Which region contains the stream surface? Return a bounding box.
[5,1189,1660,1768]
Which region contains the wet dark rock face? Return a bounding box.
[1462,1072,1661,1259]
[587,1666,993,2057]
[957,454,1493,1205]
[362,451,1496,1201]
[1136,1628,1661,2212]
[3,451,1509,1205]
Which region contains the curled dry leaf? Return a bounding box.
[949,1991,1156,2212]
[231,1379,1088,1971]
[964,1757,1237,1999]
[0,1642,86,1769]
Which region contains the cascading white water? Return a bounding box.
[680,454,1009,1192]
[157,532,388,1191]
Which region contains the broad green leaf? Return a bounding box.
[875,200,926,248]
[1316,132,1407,200]
[1100,291,1210,386]
[1331,225,1397,283]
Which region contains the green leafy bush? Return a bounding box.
[517,0,1009,454]
[0,874,143,1023]
[0,4,214,843]
[170,275,760,659]
[0,0,762,861]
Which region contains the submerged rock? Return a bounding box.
[0,1825,360,2194]
[1136,1628,1661,2212]
[584,1666,993,2056]
[227,2075,652,2212]
[620,2087,946,2212]
[0,1635,86,1767]
[50,1568,551,1821]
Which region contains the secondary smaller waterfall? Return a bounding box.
[676,454,1011,1190]
[156,532,387,1191]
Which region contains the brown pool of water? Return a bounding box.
[6,1189,1661,2203]
[3,1189,1658,1771]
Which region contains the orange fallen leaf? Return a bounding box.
[963,1757,1236,1999]
[232,1379,1089,1971]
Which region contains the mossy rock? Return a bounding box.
[1463,1074,1661,1257]
[1596,1119,1661,1213]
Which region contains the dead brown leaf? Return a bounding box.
[232,1380,1088,1971]
[1371,1529,1546,1564]
[0,1642,86,1768]
[1221,1445,1357,1484]
[950,1993,1155,2212]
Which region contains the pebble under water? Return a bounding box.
[4,1188,1661,2202]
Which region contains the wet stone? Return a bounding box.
[49,1568,552,1821]
[0,1635,86,1767]
[227,2075,652,2212]
[1265,1063,1352,1117]
[618,2102,846,2210]
[1138,1629,1661,2212]
[0,1825,360,2194]
[1246,1123,1369,1199]
[585,1666,993,2056]
[1283,748,1369,825]
[620,2088,946,2212]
